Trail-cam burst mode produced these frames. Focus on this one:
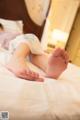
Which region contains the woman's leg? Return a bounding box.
[6,40,68,80]
[31,48,69,79]
[6,43,44,81]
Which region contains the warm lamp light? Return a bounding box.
[51,29,69,43]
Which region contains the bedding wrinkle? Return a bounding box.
[0,53,80,119]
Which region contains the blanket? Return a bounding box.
[0,50,80,120]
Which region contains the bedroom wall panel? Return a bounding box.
[66,7,80,66]
[41,0,80,52]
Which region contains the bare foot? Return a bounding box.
[6,57,44,82]
[46,48,69,79]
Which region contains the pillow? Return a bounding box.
[0,18,23,33]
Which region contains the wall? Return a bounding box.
[41,0,80,52]
[66,7,80,66]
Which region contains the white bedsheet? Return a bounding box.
[0,57,80,120]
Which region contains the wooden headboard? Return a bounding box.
[0,0,51,40]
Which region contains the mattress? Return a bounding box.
[0,1,80,119]
[0,51,80,120]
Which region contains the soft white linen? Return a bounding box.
[9,34,44,55]
[0,54,80,120]
[0,18,23,33]
[0,33,44,65]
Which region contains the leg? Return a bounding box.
[6,33,68,80]
[31,48,69,79]
[6,43,43,81]
[30,53,49,72]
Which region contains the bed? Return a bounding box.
[0,59,80,120]
[0,0,80,120]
